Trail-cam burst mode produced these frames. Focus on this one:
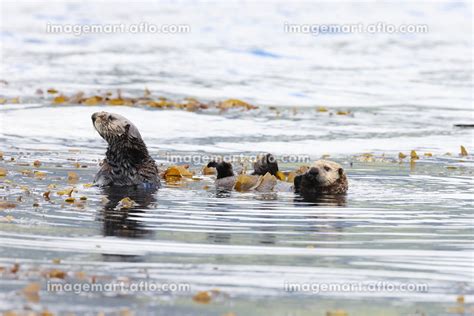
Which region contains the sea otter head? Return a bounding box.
[92,111,152,170]
[92,111,142,144]
[294,160,348,195]
[207,161,234,179]
[253,153,279,176]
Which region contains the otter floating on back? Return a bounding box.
[207,154,348,196]
[92,111,160,187]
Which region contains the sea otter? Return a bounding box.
[92,111,160,187]
[293,160,348,196]
[207,159,278,192]
[208,154,348,196]
[206,154,278,191]
[206,160,236,191]
[252,153,279,176]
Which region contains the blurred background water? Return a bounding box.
[0,1,473,315]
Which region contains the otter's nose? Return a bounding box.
[91,113,98,123]
[308,167,319,176]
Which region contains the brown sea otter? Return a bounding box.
[208,154,348,197]
[92,111,160,187]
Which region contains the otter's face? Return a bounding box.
[92,112,142,143]
[301,160,344,187]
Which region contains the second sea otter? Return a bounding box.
[207,154,348,197]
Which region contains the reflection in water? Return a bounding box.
[291,194,348,238]
[99,186,157,238]
[206,191,277,246]
[215,190,232,199]
[206,189,233,244]
[294,193,347,206]
[97,186,157,261]
[208,190,349,246]
[206,232,231,244]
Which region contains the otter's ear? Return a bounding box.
[294,175,303,193]
[125,123,142,139]
[338,168,344,176]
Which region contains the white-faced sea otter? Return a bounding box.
[293,160,348,196]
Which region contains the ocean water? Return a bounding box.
[0,1,473,315]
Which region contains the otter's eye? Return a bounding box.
[324,166,331,172]
[109,116,116,121]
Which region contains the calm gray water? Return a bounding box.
[0,1,473,315]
